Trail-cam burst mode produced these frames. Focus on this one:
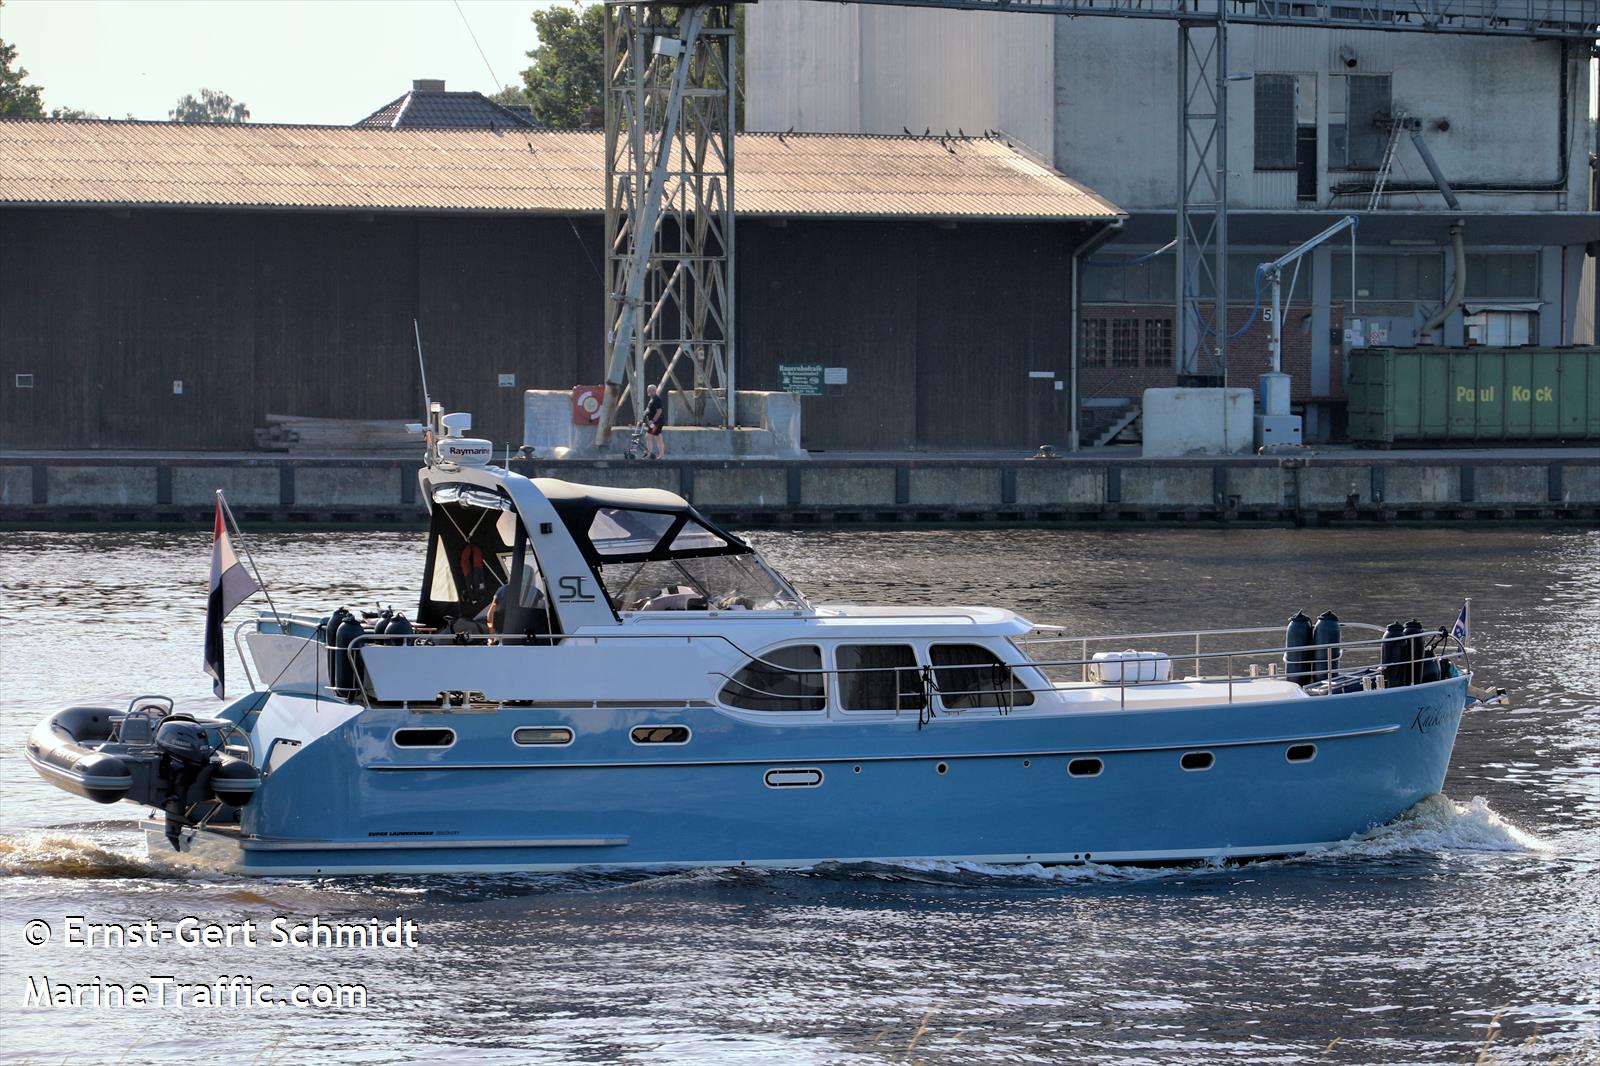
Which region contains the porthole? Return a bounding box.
[1068,757,1103,778]
[1286,743,1317,763]
[1022,759,1031,768]
[513,726,574,747]
[764,767,824,788]
[630,725,691,745]
[936,762,949,775]
[853,765,862,774]
[393,727,455,749]
[1181,751,1215,771]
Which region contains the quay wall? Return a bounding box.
[2,454,1597,526]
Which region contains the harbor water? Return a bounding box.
[1,526,1596,1063]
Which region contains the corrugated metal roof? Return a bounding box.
[0,120,1123,221]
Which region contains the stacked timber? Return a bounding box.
[254,414,417,454]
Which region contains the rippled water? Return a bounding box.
[2,526,1597,1064]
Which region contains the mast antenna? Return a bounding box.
[413,318,432,416]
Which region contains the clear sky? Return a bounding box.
[3,1,1595,126]
[1,0,563,124]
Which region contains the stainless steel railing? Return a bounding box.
[244,612,1469,716]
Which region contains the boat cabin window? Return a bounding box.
[836,644,925,712]
[931,644,1035,710]
[719,645,826,712]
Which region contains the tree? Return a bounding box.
[518,4,605,129]
[1,33,46,118]
[515,3,745,131]
[489,84,528,109]
[170,88,250,124]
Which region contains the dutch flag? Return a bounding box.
[203,497,259,698]
[1450,601,1470,649]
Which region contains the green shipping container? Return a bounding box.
[1347,346,1600,444]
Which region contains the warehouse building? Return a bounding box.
[746,3,1600,441]
[0,118,1121,453]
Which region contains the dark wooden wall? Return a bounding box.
[1,207,1081,452]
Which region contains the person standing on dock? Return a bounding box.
[644,384,667,460]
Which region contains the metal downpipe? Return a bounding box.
[1423,221,1467,337]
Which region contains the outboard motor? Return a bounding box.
[153,714,262,848]
[1401,619,1425,687]
[1381,621,1408,688]
[155,716,218,849]
[1311,611,1342,684]
[332,609,365,699]
[1284,611,1315,684]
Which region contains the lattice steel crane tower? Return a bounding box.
[596,0,1599,444]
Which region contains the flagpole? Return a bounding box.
[216,490,284,628]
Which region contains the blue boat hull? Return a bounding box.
[161,675,1469,875]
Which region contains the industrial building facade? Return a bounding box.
[0,120,1121,454]
[747,4,1600,440]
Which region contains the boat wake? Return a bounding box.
[0,832,194,881]
[1306,793,1551,860]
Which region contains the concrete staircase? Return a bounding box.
[1089,404,1143,447]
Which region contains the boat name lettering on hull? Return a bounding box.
[1411,706,1454,734]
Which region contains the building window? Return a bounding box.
[1142,319,1173,367]
[1083,319,1109,368]
[1084,317,1174,369]
[1254,74,1297,170]
[1345,74,1393,170]
[1111,318,1140,367]
[1333,253,1444,301]
[1465,311,1537,347]
[1082,256,1177,303]
[1194,253,1303,301]
[1465,253,1539,300]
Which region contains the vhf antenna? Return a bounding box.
[413,318,433,415]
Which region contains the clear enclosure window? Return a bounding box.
[670,520,729,553]
[837,644,923,712]
[427,535,458,602]
[601,554,804,612]
[931,644,1035,709]
[719,645,826,712]
[588,508,677,556]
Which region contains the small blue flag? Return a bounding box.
[1450,602,1469,647]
